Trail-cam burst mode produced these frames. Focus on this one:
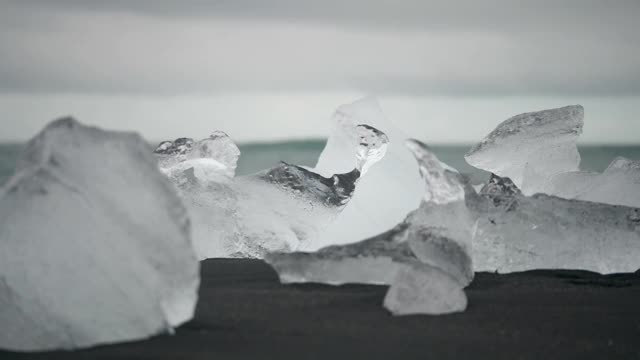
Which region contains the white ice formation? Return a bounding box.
[465,105,584,196]
[157,124,389,259]
[469,174,640,274]
[0,118,200,352]
[265,139,474,316]
[307,97,424,250]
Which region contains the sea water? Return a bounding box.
[1,141,640,186]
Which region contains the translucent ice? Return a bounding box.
[465,105,584,195]
[0,118,200,352]
[265,140,473,315]
[307,97,424,250]
[155,131,240,180]
[465,105,640,206]
[547,157,640,207]
[469,174,640,274]
[159,125,389,259]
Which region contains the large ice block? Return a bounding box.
[0,118,200,352]
[159,124,389,259]
[265,140,474,315]
[307,97,424,250]
[465,105,584,195]
[469,174,640,274]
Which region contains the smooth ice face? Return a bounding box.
[159,125,388,259]
[307,97,424,250]
[469,174,640,274]
[465,105,584,195]
[547,157,640,207]
[265,139,474,315]
[0,118,200,352]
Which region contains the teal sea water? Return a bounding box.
[2,141,640,186]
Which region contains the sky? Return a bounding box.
[1,0,639,143]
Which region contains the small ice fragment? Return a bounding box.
[405,139,465,204]
[158,124,388,259]
[384,263,467,316]
[0,118,200,352]
[479,173,522,197]
[465,105,584,195]
[265,139,473,315]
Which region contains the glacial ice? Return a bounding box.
[0,118,200,352]
[546,157,640,207]
[306,97,424,250]
[465,105,584,195]
[265,139,473,315]
[155,131,240,179]
[469,174,640,274]
[465,104,640,207]
[158,124,389,259]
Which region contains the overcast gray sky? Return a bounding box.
[1,0,639,143]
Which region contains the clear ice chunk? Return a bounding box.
[307,97,425,250]
[0,118,200,352]
[156,131,240,180]
[265,139,473,315]
[547,157,640,207]
[465,105,584,195]
[159,124,389,259]
[469,173,640,274]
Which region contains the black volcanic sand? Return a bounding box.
[2,259,640,360]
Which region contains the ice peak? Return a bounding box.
[465,105,583,195]
[467,105,583,156]
[155,132,240,179]
[605,157,640,173]
[405,139,464,204]
[47,116,80,129]
[155,137,195,156]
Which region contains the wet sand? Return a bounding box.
[2,259,639,359]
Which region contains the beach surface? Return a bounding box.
[2,259,639,359]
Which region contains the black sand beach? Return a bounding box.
[2,259,639,360]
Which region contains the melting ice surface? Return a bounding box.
[307,97,424,250]
[465,104,640,208]
[157,123,389,259]
[0,118,200,352]
[469,174,640,274]
[265,140,474,316]
[465,105,583,196]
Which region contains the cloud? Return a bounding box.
[1,0,639,95]
[9,0,640,32]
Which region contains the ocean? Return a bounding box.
[2,141,640,186]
